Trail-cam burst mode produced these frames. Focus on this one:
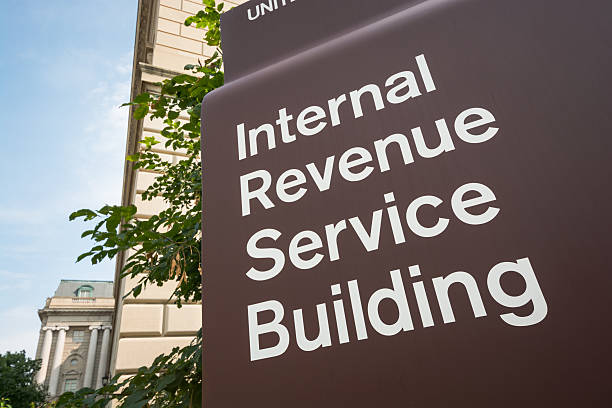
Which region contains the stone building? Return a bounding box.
[109,0,246,378]
[34,280,113,398]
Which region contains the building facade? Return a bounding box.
[109,0,246,379]
[34,280,113,398]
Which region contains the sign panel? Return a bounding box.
[202,0,612,406]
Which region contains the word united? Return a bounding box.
[234,54,549,361]
[247,0,296,21]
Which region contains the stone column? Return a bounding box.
[47,326,68,396]
[82,326,99,388]
[95,326,112,389]
[35,328,54,384]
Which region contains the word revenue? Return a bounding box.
[247,257,548,361]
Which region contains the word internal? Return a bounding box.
[236,54,436,161]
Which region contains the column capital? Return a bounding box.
[47,326,69,331]
[101,325,112,331]
[88,325,101,331]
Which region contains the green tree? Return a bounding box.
[56,1,226,406]
[0,351,46,408]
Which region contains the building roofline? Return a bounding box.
[59,279,114,283]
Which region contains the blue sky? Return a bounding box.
[0,1,138,356]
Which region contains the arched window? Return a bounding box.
[65,353,82,368]
[77,285,93,298]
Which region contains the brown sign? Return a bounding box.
[202,0,612,406]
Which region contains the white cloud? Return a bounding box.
[0,306,40,357]
[0,331,39,358]
[29,50,134,214]
[69,78,131,209]
[0,270,32,291]
[115,54,133,75]
[0,208,46,225]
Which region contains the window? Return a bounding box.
[64,379,78,393]
[72,330,84,343]
[70,358,78,366]
[77,285,93,298]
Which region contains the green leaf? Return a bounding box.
[155,372,177,391]
[76,252,93,263]
[106,215,120,232]
[69,209,97,221]
[132,93,151,104]
[134,105,149,119]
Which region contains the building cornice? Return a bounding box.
[140,62,183,79]
[38,309,114,319]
